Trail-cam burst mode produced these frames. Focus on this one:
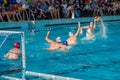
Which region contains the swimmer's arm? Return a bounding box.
[77,22,83,34]
[81,26,89,29]
[45,31,54,43]
[5,49,13,57]
[93,19,96,29]
[79,27,83,34]
[4,52,10,58]
[74,22,81,37]
[6,53,9,56]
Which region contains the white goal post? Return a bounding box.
[0,30,26,80]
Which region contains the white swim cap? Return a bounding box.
[56,37,61,43]
[90,22,93,27]
[90,22,93,24]
[69,32,74,37]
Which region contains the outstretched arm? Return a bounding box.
[93,18,96,29]
[79,26,83,34]
[81,25,89,29]
[74,22,81,37]
[45,31,53,43]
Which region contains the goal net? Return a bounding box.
[0,30,26,79]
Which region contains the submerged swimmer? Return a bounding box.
[82,18,96,40]
[5,42,22,60]
[66,22,82,45]
[45,31,68,51]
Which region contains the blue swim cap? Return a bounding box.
[62,41,68,46]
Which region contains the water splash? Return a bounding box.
[100,18,107,39]
[28,21,36,32]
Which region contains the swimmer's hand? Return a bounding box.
[4,55,7,58]
[4,54,8,58]
[78,22,80,27]
[46,31,50,39]
[47,31,50,35]
[0,55,8,60]
[94,18,96,22]
[94,16,99,22]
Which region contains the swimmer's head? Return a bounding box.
[69,32,74,37]
[62,41,68,46]
[90,22,94,27]
[14,42,20,48]
[56,37,61,43]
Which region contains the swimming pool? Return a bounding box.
[0,19,120,80]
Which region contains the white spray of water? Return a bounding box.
[30,21,36,33]
[100,18,107,39]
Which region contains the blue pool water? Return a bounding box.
[0,20,120,80]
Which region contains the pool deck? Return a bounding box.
[0,15,120,31]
